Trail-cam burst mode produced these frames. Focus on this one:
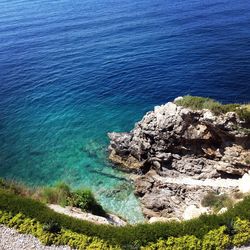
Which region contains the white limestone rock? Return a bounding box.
[239,172,250,193]
[183,205,209,220]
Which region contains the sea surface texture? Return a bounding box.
[0,0,250,223]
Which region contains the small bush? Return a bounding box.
[202,226,231,250]
[43,221,61,233]
[245,157,250,165]
[39,184,106,217]
[233,192,244,200]
[201,192,233,213]
[68,189,106,216]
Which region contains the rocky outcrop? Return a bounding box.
[132,169,240,219]
[108,98,250,220]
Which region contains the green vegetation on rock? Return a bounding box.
[201,192,233,213]
[175,95,250,123]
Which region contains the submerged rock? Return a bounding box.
[108,99,250,220]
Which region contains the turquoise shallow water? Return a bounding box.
[0,98,147,222]
[0,0,250,223]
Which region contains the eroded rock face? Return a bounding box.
[108,100,250,220]
[108,102,249,176]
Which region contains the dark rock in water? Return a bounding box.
[84,164,92,169]
[99,182,133,201]
[87,169,130,182]
[80,140,106,160]
[108,99,250,220]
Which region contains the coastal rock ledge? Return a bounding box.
[108,98,250,220]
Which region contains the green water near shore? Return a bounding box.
[0,102,146,223]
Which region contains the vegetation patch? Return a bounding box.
[0,188,250,249]
[0,210,120,249]
[1,209,250,249]
[175,95,250,124]
[0,179,106,216]
[142,220,250,250]
[201,192,234,213]
[245,156,250,165]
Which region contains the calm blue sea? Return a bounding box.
[0,0,250,222]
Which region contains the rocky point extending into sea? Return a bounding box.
[108,97,250,222]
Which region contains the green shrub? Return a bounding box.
[43,221,61,233]
[0,210,12,224]
[68,189,106,216]
[141,235,202,250]
[40,187,61,204]
[175,95,250,123]
[232,218,250,247]
[202,226,230,250]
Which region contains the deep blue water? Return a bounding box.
[0,0,250,223]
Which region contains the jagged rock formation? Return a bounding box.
[108,98,250,220]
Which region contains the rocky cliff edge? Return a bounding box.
[108,97,250,220]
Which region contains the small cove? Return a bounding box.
[0,0,250,223]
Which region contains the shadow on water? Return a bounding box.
[87,168,130,182]
[29,151,47,157]
[0,124,4,131]
[4,153,16,161]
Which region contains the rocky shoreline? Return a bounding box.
[108,97,250,220]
